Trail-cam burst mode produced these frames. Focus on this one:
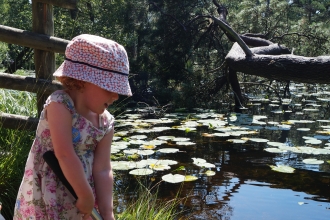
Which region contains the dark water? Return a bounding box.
[112,87,330,219]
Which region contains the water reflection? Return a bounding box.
[112,85,330,219]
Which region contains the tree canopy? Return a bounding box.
[1,0,330,110]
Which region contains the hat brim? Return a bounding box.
[54,60,132,96]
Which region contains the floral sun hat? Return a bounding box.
[53,34,132,96]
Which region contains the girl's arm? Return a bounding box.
[93,128,115,220]
[46,102,95,219]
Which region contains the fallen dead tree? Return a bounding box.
[209,4,330,111]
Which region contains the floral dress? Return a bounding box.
[13,90,114,220]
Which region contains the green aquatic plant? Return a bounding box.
[116,179,185,220]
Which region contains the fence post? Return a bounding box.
[32,0,55,116]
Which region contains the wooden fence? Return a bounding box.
[0,0,78,131]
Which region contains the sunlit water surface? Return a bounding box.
[112,84,330,220]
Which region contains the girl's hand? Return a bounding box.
[75,195,95,219]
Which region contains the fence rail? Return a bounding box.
[0,0,77,131]
[0,25,69,54]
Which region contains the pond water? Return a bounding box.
[111,84,330,220]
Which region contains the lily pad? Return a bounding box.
[172,137,191,142]
[123,149,155,156]
[111,161,137,170]
[248,138,269,143]
[149,164,171,171]
[267,142,286,147]
[129,168,154,176]
[302,158,324,164]
[304,139,322,145]
[203,170,216,176]
[130,135,148,140]
[265,148,288,153]
[296,128,310,131]
[157,148,179,153]
[176,141,196,146]
[269,165,295,173]
[162,173,185,183]
[140,144,157,150]
[227,139,247,144]
[184,175,198,182]
[157,136,175,141]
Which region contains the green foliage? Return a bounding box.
[1,0,330,108]
[115,180,184,220]
[0,89,36,219]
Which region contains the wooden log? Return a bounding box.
[0,112,38,131]
[226,43,330,84]
[0,25,68,54]
[0,72,63,95]
[36,0,78,9]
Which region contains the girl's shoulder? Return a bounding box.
[44,90,75,114]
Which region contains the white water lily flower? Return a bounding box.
[162,174,185,183]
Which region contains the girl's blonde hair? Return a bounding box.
[56,76,85,91]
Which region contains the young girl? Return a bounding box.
[14,34,132,220]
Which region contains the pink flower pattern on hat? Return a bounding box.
[53,34,132,96]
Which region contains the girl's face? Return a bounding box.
[84,83,119,114]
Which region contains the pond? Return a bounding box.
[111,83,330,220]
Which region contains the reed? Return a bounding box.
[0,89,36,219]
[115,179,186,220]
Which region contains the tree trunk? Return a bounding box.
[226,43,330,84]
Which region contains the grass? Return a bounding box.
[0,89,36,219]
[115,179,186,220]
